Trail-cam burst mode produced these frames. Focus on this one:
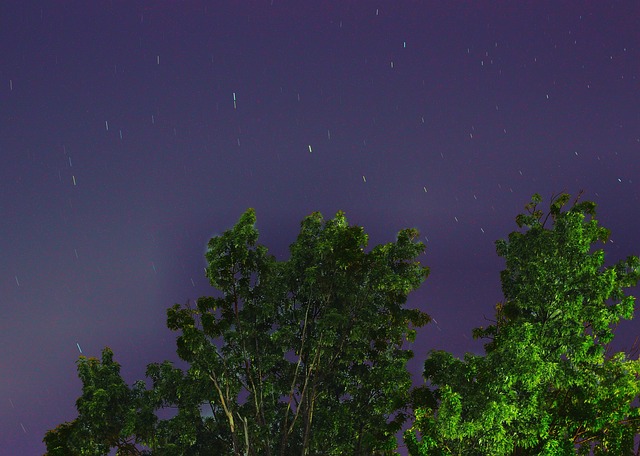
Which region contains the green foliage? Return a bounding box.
[43,348,156,455]
[45,195,640,455]
[406,192,640,455]
[45,209,429,455]
[157,209,430,455]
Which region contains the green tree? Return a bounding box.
[43,348,156,455]
[405,192,640,455]
[155,209,430,455]
[45,209,430,455]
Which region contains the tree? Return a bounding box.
[43,348,156,456]
[155,209,430,455]
[45,209,430,455]
[405,192,640,455]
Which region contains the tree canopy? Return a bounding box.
[44,193,640,455]
[405,192,640,455]
[45,209,430,455]
[43,347,155,455]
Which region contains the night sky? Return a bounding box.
[2,2,639,454]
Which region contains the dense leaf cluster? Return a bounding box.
[45,209,429,455]
[44,193,640,455]
[405,193,640,455]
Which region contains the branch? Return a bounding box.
[280,301,312,453]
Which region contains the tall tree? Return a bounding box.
[156,209,430,455]
[45,209,430,455]
[43,348,156,456]
[405,192,640,455]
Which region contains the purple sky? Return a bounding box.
[1,2,639,454]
